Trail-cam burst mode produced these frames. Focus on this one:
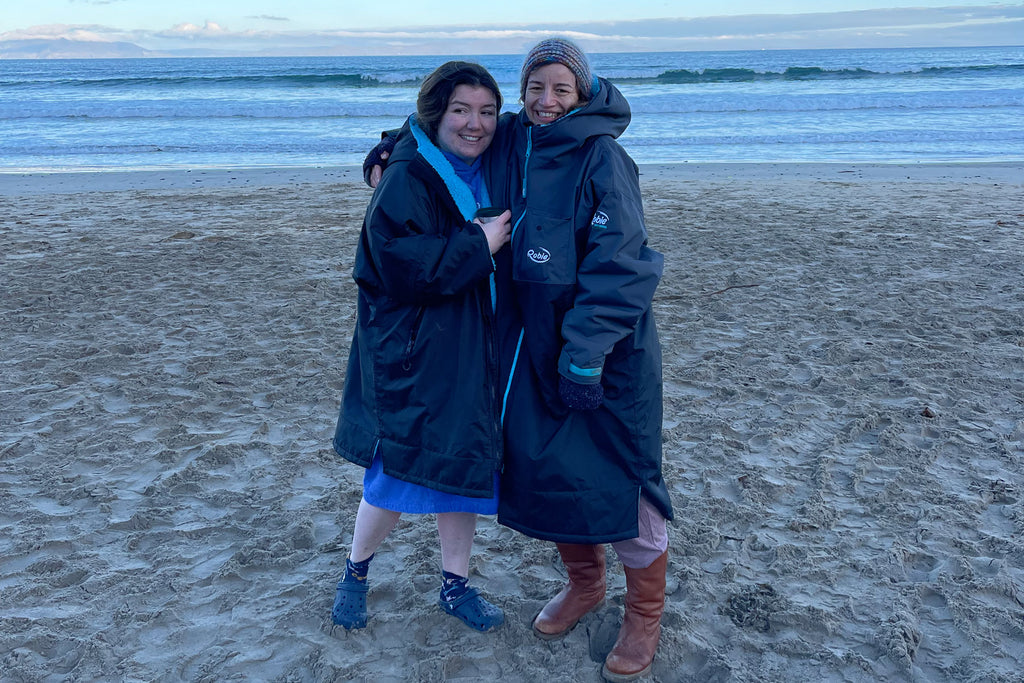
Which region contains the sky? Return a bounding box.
[1,1,1022,55]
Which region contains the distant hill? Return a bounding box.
[0,38,151,59]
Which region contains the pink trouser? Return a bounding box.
[609,495,668,569]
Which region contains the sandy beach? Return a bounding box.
[2,162,1023,682]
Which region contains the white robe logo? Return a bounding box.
[527,247,551,264]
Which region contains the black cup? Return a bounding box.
[474,207,505,220]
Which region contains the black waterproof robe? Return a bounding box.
[486,78,674,542]
[333,117,503,498]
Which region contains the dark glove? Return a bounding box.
[362,134,397,187]
[559,375,604,411]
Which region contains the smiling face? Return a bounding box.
[435,84,498,164]
[523,63,581,126]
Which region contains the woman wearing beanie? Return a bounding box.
[362,39,672,681]
[331,61,511,634]
[494,38,671,683]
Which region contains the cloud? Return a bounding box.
[251,6,1024,54]
[5,5,1023,56]
[157,21,230,39]
[0,23,131,43]
[246,15,290,22]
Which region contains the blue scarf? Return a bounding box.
[409,116,490,219]
[441,150,489,208]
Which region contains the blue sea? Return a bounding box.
[1,46,1023,171]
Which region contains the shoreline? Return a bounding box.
[1,160,1022,196]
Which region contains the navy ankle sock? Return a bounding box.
[345,554,373,583]
[441,570,470,602]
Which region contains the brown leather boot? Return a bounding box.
[601,550,668,682]
[532,543,606,639]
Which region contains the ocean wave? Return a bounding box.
[609,63,1024,84]
[0,73,424,89]
[3,62,1022,90]
[0,103,423,119]
[622,128,1024,146]
[1,48,1021,167]
[625,92,1024,115]
[2,95,1019,120]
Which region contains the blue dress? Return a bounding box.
[361,149,499,516]
[363,451,499,514]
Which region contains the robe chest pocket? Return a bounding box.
[513,210,577,285]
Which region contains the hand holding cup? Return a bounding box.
[474,208,512,254]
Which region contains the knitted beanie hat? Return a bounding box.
[520,37,593,102]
